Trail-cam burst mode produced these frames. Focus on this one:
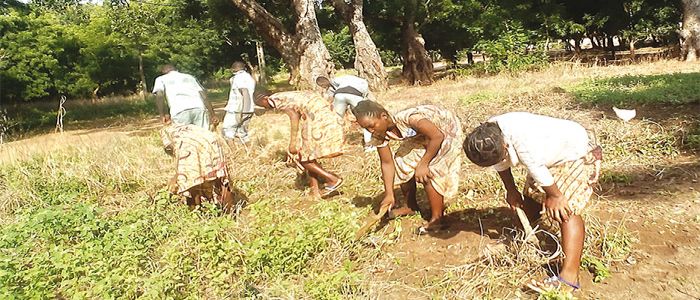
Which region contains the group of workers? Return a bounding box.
[151,62,603,295]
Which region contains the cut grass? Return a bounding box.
[567,72,700,106]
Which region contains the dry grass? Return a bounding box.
[0,59,696,298]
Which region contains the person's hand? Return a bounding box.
[505,190,525,210]
[288,143,299,155]
[380,194,395,211]
[162,114,171,124]
[415,162,433,183]
[543,193,572,223]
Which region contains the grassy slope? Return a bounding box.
[0,60,699,299]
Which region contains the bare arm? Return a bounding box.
[155,92,169,123]
[497,168,519,193]
[377,145,396,207]
[238,88,252,121]
[498,168,524,209]
[284,108,301,153]
[200,91,218,125]
[410,118,444,183]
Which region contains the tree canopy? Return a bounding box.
[0,0,686,102]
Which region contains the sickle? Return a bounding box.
[354,203,392,240]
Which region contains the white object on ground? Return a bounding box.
[613,107,636,122]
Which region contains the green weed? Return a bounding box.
[600,172,634,185]
[567,72,700,105]
[581,256,611,283]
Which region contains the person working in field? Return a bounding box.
[222,61,256,144]
[152,64,218,129]
[255,91,345,198]
[160,124,237,212]
[463,112,602,294]
[316,75,375,151]
[352,101,463,234]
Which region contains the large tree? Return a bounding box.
[366,0,433,86]
[229,0,334,89]
[681,0,700,61]
[329,0,387,91]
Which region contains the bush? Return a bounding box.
[322,26,355,69]
[475,22,549,74]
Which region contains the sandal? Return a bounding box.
[320,178,344,198]
[527,275,580,294]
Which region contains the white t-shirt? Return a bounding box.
[152,71,205,116]
[489,112,590,186]
[328,75,369,97]
[225,70,256,113]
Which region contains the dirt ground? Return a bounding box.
[2,62,699,299]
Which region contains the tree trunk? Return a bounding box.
[289,0,334,89]
[138,50,146,101]
[400,0,433,85]
[590,35,600,49]
[256,41,267,85]
[330,0,388,92]
[608,36,616,59]
[629,39,636,57]
[681,0,700,61]
[229,0,333,89]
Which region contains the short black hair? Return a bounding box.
[463,122,506,167]
[315,76,331,86]
[231,61,246,71]
[351,100,387,119]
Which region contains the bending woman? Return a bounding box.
[161,124,236,212]
[352,101,463,233]
[256,91,345,198]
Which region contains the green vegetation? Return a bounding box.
[568,73,700,105]
[0,136,364,299]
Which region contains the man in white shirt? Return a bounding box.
[222,61,256,144]
[152,64,217,129]
[316,75,374,150]
[463,112,602,294]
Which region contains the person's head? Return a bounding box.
[463,122,507,167]
[351,100,392,135]
[315,76,331,89]
[231,61,246,72]
[160,64,176,74]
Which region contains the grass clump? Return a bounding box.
[567,72,700,106]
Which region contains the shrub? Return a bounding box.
[475,22,549,74]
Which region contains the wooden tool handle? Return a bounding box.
[515,207,539,243]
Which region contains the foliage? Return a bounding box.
[581,256,612,283]
[0,134,363,298]
[322,26,355,69]
[568,73,700,105]
[1,0,229,102]
[475,22,549,74]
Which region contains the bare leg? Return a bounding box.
[301,160,339,185]
[307,172,322,198]
[214,179,235,213]
[522,194,543,224]
[391,177,418,217]
[424,180,445,225]
[559,215,584,285]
